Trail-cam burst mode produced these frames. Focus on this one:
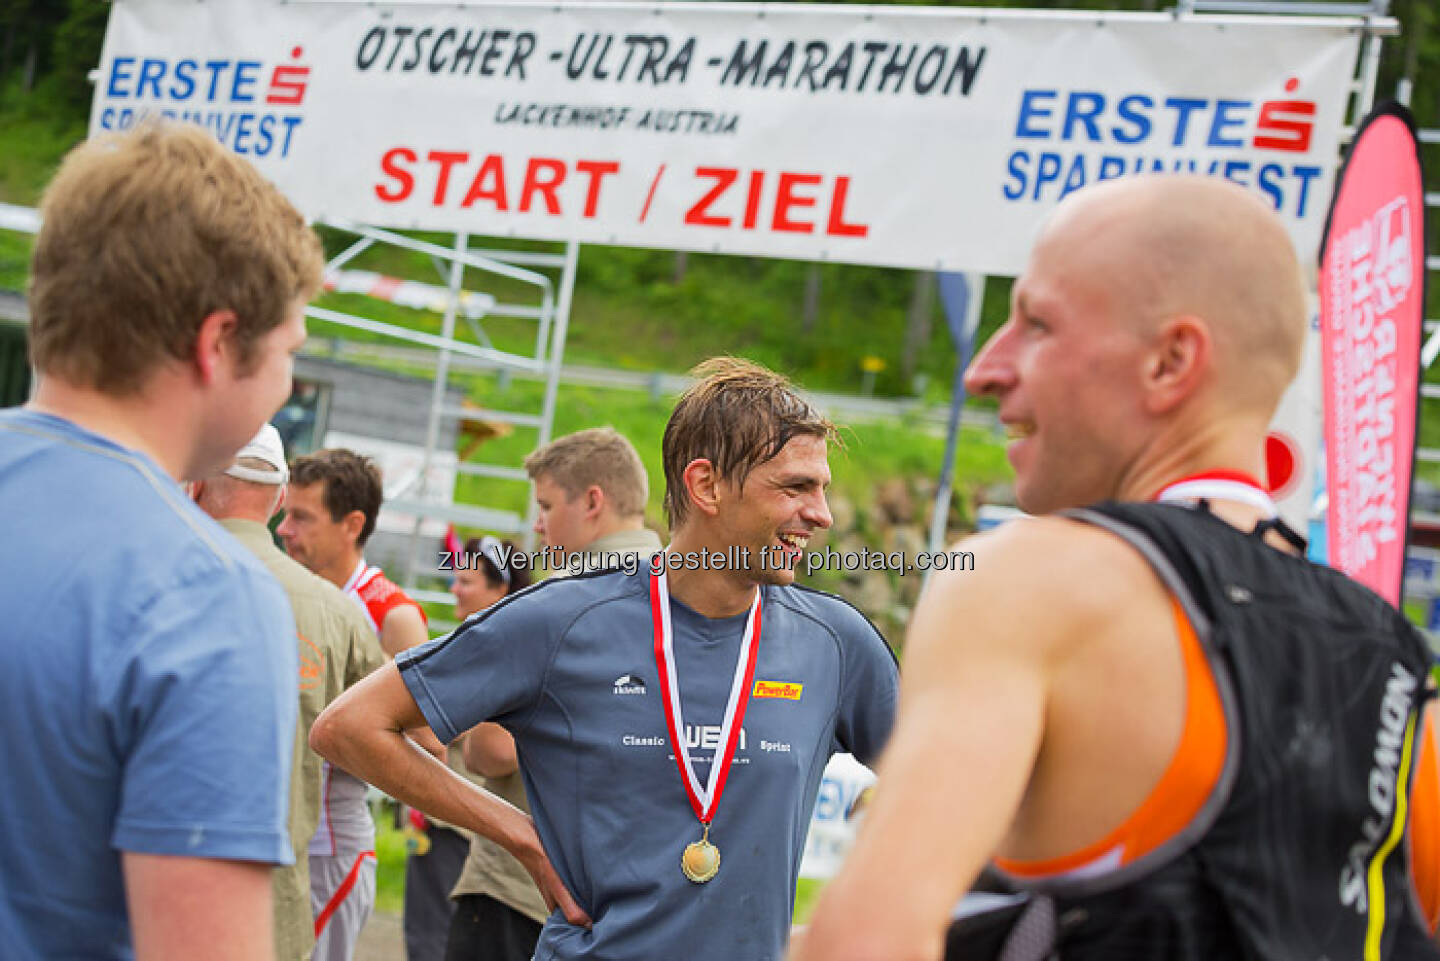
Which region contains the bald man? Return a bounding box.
[794,175,1440,961]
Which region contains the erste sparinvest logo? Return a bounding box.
[96,44,312,160]
[1003,76,1324,218]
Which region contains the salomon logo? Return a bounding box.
[1339,661,1417,913]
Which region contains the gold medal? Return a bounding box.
[681,825,721,883]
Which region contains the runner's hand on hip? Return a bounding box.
[515,815,592,928]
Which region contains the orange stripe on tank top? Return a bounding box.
[994,597,1227,878]
[1407,707,1440,934]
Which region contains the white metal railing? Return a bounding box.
[303,219,577,582]
[0,203,39,233]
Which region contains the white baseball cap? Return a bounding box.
[225,424,289,486]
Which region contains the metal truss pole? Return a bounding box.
[405,230,468,588]
[524,240,580,552]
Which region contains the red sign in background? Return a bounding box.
[1265,431,1300,499]
[1318,102,1426,606]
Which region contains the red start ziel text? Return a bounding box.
[375,150,868,237]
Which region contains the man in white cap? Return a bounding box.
[192,425,385,961]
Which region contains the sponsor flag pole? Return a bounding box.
[926,272,984,573]
[1318,101,1427,607]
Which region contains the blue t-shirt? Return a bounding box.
[0,409,298,960]
[398,567,899,961]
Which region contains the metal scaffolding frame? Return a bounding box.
[299,219,579,603]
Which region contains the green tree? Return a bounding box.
[50,0,108,111]
[0,0,66,92]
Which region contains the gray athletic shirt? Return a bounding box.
[397,567,899,961]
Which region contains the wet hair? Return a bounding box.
[662,357,837,527]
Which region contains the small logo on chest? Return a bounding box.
[612,674,648,695]
[753,680,803,700]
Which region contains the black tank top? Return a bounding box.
[946,500,1440,961]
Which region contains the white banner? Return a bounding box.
[92,1,1360,273]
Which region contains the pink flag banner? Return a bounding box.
[1319,102,1427,606]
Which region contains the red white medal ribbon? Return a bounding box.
[1154,469,1277,517]
[650,567,762,824]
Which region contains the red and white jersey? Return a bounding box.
[340,558,427,634]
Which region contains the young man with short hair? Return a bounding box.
[0,121,323,961]
[312,358,899,961]
[524,426,657,564]
[280,448,429,656]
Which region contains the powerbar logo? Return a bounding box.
[753,680,803,700]
[1339,661,1417,913]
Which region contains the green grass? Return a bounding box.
[0,90,72,291]
[0,111,83,206]
[0,231,32,291]
[0,85,78,291]
[373,804,409,916]
[793,877,826,925]
[319,238,1005,399]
